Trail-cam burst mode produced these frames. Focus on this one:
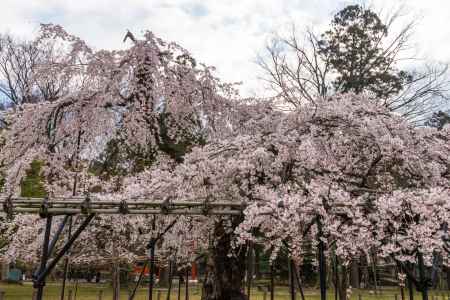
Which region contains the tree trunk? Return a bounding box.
[417,253,428,300]
[159,266,170,288]
[359,255,369,289]
[0,261,9,280]
[178,273,182,300]
[350,258,360,288]
[407,272,414,300]
[318,232,327,300]
[201,218,247,300]
[254,246,261,280]
[270,264,274,300]
[371,253,378,294]
[293,262,306,300]
[333,253,339,300]
[288,259,296,300]
[446,267,450,290]
[337,263,348,300]
[246,244,253,299]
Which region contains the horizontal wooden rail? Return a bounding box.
[0,196,245,216]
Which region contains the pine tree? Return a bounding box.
[319,5,412,99]
[426,110,450,130]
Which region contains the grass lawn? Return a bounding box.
[0,282,449,300]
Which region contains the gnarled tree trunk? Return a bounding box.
[201,218,247,300]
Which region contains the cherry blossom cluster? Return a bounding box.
[0,25,449,272]
[1,24,236,267]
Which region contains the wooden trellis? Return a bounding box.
[0,195,245,300]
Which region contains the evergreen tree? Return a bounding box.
[426,110,450,130]
[319,5,412,99]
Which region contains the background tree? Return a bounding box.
[260,4,450,124]
[318,4,412,99]
[0,26,89,108]
[257,28,330,108]
[0,34,40,105]
[426,110,450,130]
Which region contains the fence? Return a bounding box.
[0,287,449,300]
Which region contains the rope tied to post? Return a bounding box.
[240,200,247,215]
[39,197,50,218]
[81,195,92,214]
[161,196,172,215]
[3,194,13,219]
[202,196,210,216]
[119,200,129,214]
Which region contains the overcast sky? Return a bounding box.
[1,0,450,96]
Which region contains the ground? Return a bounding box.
[0,283,449,300]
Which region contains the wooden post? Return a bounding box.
[0,290,5,300]
[129,261,148,300]
[35,215,53,300]
[317,219,327,300]
[98,290,103,300]
[166,260,173,300]
[148,238,156,300]
[60,215,73,300]
[177,273,182,300]
[156,290,161,300]
[185,269,189,300]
